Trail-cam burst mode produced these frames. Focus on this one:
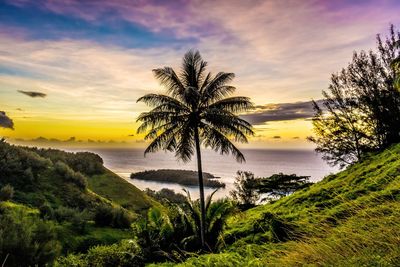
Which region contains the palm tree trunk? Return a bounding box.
[194,127,206,249]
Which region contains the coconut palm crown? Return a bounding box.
[136,50,254,248]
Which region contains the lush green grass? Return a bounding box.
[154,143,400,266]
[88,169,159,214]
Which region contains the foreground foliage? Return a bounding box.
[153,143,400,266]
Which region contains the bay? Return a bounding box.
[74,148,339,199]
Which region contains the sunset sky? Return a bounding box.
[0,0,399,149]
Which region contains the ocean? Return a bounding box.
[74,148,339,199]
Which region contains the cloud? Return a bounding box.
[241,100,323,125]
[0,111,14,129]
[17,90,47,98]
[13,136,130,147]
[272,136,281,139]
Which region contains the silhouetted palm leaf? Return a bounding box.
[137,50,254,248]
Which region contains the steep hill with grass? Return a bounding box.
[156,143,400,266]
[15,144,158,214]
[0,141,160,264]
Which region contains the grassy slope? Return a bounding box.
[88,168,160,214]
[156,143,400,266]
[0,143,161,255]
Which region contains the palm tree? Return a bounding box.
[136,50,254,248]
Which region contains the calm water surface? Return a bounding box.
[71,148,338,199]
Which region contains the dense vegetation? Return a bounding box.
[309,25,400,168]
[131,169,225,188]
[0,141,157,266]
[152,143,400,266]
[2,140,399,266]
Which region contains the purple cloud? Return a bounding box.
[0,111,14,129]
[241,100,324,124]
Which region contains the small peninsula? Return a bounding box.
[130,169,225,188]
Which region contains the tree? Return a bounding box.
[309,25,400,167]
[392,40,400,90]
[229,171,260,209]
[136,50,254,248]
[257,173,311,199]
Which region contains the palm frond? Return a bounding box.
[152,67,185,97]
[180,50,207,88]
[144,126,179,155]
[136,111,184,133]
[175,123,195,162]
[137,94,189,111]
[202,125,246,162]
[205,188,219,212]
[208,97,254,113]
[202,72,235,103]
[202,110,254,138]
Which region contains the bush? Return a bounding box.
[54,206,91,233]
[94,205,114,227]
[54,161,88,189]
[0,206,61,266]
[39,202,55,219]
[94,204,133,229]
[54,254,87,267]
[86,240,144,267]
[145,188,187,205]
[0,184,14,201]
[55,240,144,267]
[111,207,133,229]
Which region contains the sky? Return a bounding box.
[0,0,399,149]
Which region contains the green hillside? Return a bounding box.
[0,141,160,265]
[155,143,400,266]
[15,144,157,215]
[88,169,160,213]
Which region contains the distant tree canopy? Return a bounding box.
[30,148,104,175]
[144,188,187,205]
[257,173,311,199]
[229,171,260,208]
[309,25,400,168]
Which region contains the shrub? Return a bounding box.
[94,204,133,229]
[54,254,87,267]
[94,205,114,227]
[56,240,144,267]
[54,206,91,233]
[39,202,55,219]
[111,207,133,229]
[0,184,14,201]
[86,240,144,267]
[0,206,61,266]
[54,161,88,189]
[145,188,187,205]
